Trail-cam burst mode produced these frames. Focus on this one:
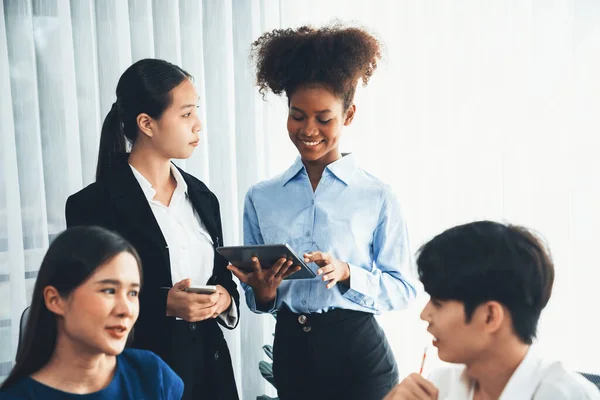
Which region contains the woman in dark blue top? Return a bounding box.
[1,349,182,399]
[0,226,183,399]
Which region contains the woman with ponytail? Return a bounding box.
[65,59,239,400]
[96,101,128,179]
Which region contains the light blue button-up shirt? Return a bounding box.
[242,154,417,315]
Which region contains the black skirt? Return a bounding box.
[273,307,399,400]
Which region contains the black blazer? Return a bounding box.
[65,156,240,360]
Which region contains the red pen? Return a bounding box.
[419,346,428,375]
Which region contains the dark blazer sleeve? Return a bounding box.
[207,191,240,330]
[66,192,89,228]
[65,186,104,228]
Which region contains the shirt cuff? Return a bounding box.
[341,263,377,310]
[247,287,278,314]
[217,301,238,328]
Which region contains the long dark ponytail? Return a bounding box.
[96,59,192,180]
[1,226,142,389]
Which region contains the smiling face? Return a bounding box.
[50,252,141,357]
[286,84,355,166]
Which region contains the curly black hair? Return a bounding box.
[251,23,382,110]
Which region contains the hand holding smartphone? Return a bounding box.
[184,285,218,295]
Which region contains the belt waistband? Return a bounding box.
[277,306,372,327]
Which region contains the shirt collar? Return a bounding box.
[170,164,189,194]
[498,346,543,399]
[281,153,358,187]
[325,153,358,185]
[281,156,306,186]
[129,163,188,201]
[457,346,542,399]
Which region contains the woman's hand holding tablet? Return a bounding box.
[220,244,316,305]
[227,256,299,304]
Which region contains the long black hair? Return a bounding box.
[96,58,192,180]
[1,226,142,389]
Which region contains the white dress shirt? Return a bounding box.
[130,163,237,327]
[429,346,600,399]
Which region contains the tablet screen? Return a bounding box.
[216,244,316,280]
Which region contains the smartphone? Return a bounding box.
[184,285,218,294]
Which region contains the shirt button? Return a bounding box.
[298,315,307,324]
[302,326,312,333]
[301,300,307,305]
[189,323,196,331]
[214,351,219,360]
[305,231,311,237]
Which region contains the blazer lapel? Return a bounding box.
[179,169,219,245]
[187,185,219,244]
[105,157,168,251]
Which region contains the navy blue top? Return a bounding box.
[0,349,183,399]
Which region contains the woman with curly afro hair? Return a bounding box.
[228,24,418,400]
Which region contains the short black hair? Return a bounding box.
[417,221,554,344]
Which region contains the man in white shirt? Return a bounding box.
[385,221,600,400]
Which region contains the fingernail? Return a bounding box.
[317,270,322,275]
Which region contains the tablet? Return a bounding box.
[217,244,316,280]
